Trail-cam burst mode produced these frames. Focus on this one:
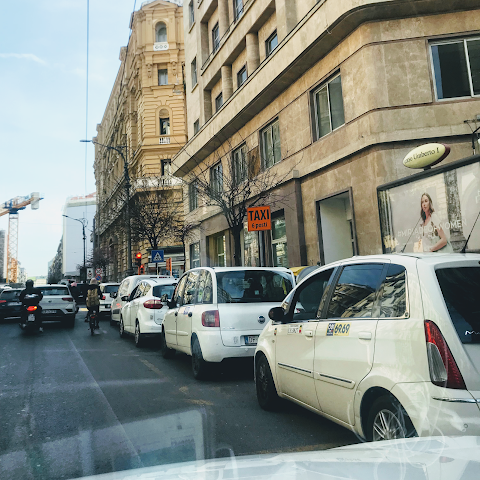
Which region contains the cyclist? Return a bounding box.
[86,278,102,329]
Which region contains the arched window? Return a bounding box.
[156,22,167,43]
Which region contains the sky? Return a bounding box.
[0,0,146,276]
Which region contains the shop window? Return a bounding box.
[326,264,385,319]
[160,117,170,135]
[214,234,226,267]
[193,119,200,134]
[212,23,220,53]
[261,119,281,169]
[313,73,345,140]
[189,1,195,27]
[317,190,356,265]
[156,22,167,43]
[210,162,223,195]
[272,213,288,267]
[233,144,247,184]
[191,58,197,87]
[234,0,244,21]
[190,242,201,268]
[431,38,480,99]
[158,69,168,85]
[189,181,198,211]
[266,31,278,57]
[215,92,223,112]
[237,65,247,88]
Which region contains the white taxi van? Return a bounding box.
[161,267,295,379]
[255,254,480,441]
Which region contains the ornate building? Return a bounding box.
[93,0,186,281]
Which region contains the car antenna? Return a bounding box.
[460,209,480,253]
[400,217,422,253]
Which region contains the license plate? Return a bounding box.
[7,302,20,306]
[245,336,258,345]
[28,314,36,322]
[44,310,56,314]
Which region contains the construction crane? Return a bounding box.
[0,193,42,283]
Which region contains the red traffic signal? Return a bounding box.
[135,252,142,266]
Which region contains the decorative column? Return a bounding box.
[246,33,260,73]
[218,0,229,37]
[221,65,233,100]
[275,0,297,41]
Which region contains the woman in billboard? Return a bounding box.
[419,193,453,252]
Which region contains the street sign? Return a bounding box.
[403,143,450,169]
[247,206,271,232]
[95,275,101,281]
[87,268,94,279]
[152,250,164,263]
[165,258,172,273]
[95,268,103,276]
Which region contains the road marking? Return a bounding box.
[79,308,88,312]
[179,386,189,394]
[186,399,214,406]
[139,359,165,378]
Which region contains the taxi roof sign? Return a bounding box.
[247,206,271,232]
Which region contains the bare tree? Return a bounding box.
[86,246,113,274]
[187,140,296,266]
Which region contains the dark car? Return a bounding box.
[0,289,23,320]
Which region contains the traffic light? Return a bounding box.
[139,265,144,274]
[135,252,142,267]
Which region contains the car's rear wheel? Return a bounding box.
[160,328,175,359]
[134,321,143,348]
[119,317,126,338]
[366,395,417,442]
[64,314,75,329]
[191,336,209,380]
[255,354,279,411]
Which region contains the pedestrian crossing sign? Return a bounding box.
[152,250,164,263]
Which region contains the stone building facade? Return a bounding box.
[174,0,480,269]
[94,0,187,280]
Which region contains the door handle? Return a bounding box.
[188,312,192,317]
[359,332,372,340]
[305,330,314,337]
[175,311,178,317]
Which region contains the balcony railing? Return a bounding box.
[159,136,171,144]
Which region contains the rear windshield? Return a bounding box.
[436,267,480,344]
[39,287,70,296]
[0,290,21,300]
[103,285,119,294]
[216,270,293,304]
[152,284,176,299]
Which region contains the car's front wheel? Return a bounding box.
[366,394,417,442]
[119,317,126,338]
[255,354,279,411]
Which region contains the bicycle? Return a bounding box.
[87,308,98,336]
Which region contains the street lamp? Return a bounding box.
[63,215,87,283]
[80,139,134,276]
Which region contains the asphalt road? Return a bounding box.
[0,309,358,480]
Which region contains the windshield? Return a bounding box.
[216,270,293,303]
[152,284,176,299]
[39,287,70,296]
[0,290,21,300]
[436,267,480,344]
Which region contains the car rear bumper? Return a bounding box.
[197,330,257,362]
[391,382,480,437]
[99,304,111,313]
[40,307,75,321]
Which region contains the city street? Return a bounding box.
[0,310,358,480]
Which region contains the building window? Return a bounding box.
[233,143,247,184]
[265,31,278,57]
[211,162,223,195]
[272,214,288,267]
[212,23,220,53]
[160,117,170,135]
[191,58,197,87]
[190,242,200,268]
[215,92,223,112]
[261,119,281,169]
[189,1,195,27]
[431,38,480,99]
[214,234,226,267]
[161,159,171,176]
[158,69,168,85]
[234,0,244,21]
[313,74,345,140]
[194,119,200,134]
[156,22,167,43]
[237,65,247,88]
[189,181,198,211]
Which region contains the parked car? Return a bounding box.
[99,283,120,319]
[255,253,480,441]
[111,275,174,325]
[38,284,76,327]
[0,288,23,321]
[119,278,178,347]
[161,267,295,379]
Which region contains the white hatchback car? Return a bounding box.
[255,254,480,441]
[38,284,76,327]
[99,283,120,319]
[119,278,178,347]
[161,267,295,379]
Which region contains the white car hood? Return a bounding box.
[73,436,480,480]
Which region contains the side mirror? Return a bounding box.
[269,307,285,322]
[167,299,176,309]
[121,295,129,302]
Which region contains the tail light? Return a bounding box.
[102,295,106,300]
[143,299,163,309]
[62,297,73,302]
[27,306,38,312]
[0,300,6,304]
[202,310,220,327]
[424,320,466,390]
